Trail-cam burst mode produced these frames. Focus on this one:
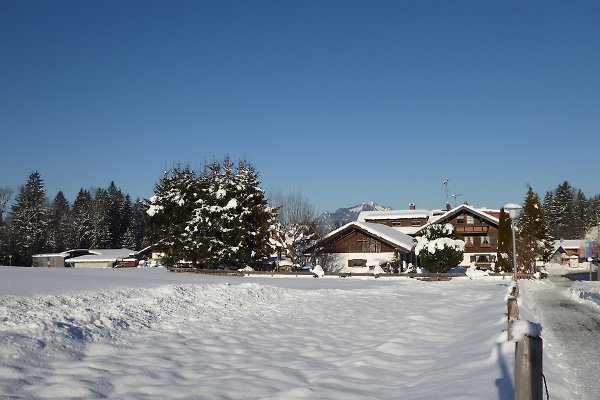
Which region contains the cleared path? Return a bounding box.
[523,276,600,400]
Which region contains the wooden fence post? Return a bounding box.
[507,297,519,341]
[515,334,543,400]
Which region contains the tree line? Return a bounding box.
[0,172,145,266]
[543,181,600,240]
[0,159,319,269]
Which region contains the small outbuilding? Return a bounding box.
[65,249,136,268]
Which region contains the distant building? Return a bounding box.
[310,203,501,270]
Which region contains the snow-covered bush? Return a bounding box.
[415,224,465,273]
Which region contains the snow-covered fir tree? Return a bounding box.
[232,160,277,268]
[90,188,112,249]
[415,223,465,273]
[72,189,94,249]
[147,158,277,269]
[10,171,49,266]
[145,165,200,266]
[47,191,74,252]
[517,186,553,273]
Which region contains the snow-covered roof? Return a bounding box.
[357,209,433,221]
[426,204,500,227]
[32,252,71,258]
[553,240,585,251]
[67,249,135,263]
[321,221,415,251]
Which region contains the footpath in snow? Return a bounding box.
[519,274,600,400]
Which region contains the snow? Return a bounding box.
[311,264,324,277]
[511,320,542,342]
[415,236,465,255]
[0,267,579,399]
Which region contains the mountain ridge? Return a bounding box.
[314,201,391,234]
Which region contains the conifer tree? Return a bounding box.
[145,165,199,266]
[47,191,73,252]
[517,186,553,273]
[495,208,512,273]
[129,198,146,250]
[90,188,112,248]
[10,171,49,266]
[573,189,589,239]
[72,189,94,248]
[233,160,277,268]
[552,181,575,239]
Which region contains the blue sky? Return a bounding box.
[1,0,599,214]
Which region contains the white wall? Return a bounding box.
[323,252,395,272]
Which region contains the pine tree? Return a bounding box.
[542,191,556,238]
[552,181,575,239]
[129,198,146,250]
[90,189,112,248]
[72,189,94,248]
[47,191,73,252]
[233,160,277,268]
[10,171,49,266]
[145,165,199,266]
[107,182,126,248]
[517,186,553,273]
[495,208,513,273]
[573,189,589,239]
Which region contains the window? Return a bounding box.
[464,236,475,247]
[411,220,422,226]
[348,259,366,267]
[457,214,465,224]
[358,238,381,253]
[480,236,491,247]
[466,215,475,224]
[392,221,403,227]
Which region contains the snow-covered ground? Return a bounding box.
[0,266,591,399]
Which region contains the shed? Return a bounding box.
[66,249,135,268]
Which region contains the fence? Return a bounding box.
[508,283,545,400]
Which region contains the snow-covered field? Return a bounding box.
[0,266,592,399]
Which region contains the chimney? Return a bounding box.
[409,203,416,210]
[446,202,451,211]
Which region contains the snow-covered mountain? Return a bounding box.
[314,201,391,234]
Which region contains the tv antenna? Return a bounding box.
[451,193,463,207]
[442,178,450,202]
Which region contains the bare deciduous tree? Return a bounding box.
[269,190,316,267]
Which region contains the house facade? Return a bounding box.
[550,239,593,265]
[358,204,500,267]
[309,221,416,272]
[419,204,500,267]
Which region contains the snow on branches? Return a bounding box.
[144,159,277,268]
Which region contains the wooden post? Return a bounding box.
[515,335,543,400]
[507,297,519,341]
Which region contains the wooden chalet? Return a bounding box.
[308,221,416,272]
[417,204,500,267]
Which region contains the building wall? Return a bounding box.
[323,252,395,272]
[32,255,66,268]
[71,261,114,268]
[364,217,428,229]
[328,231,395,253]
